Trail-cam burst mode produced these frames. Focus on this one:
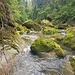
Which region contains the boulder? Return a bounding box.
[31,38,66,58]
[22,20,41,31]
[42,27,59,35]
[41,19,53,27]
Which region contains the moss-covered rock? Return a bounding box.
[63,33,74,46]
[63,27,75,50]
[41,19,54,27]
[51,34,64,41]
[30,38,66,57]
[54,48,66,57]
[16,23,27,34]
[63,33,75,50]
[22,20,41,31]
[65,27,75,34]
[58,24,68,29]
[42,27,59,35]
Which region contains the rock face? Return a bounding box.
[0,1,15,28]
[0,1,25,75]
[30,38,66,57]
[0,0,24,52]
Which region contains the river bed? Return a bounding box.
[12,31,74,75]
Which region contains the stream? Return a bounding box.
[12,31,74,75]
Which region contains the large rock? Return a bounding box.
[41,19,53,27]
[42,27,59,35]
[30,38,66,58]
[65,27,75,34]
[22,20,41,31]
[63,27,75,50]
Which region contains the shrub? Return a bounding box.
[30,38,66,57]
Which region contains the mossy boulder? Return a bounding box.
[22,20,41,31]
[63,27,75,50]
[58,24,68,29]
[30,38,66,57]
[42,27,59,35]
[51,34,64,41]
[16,23,27,34]
[63,33,75,50]
[63,33,74,46]
[54,48,65,57]
[41,19,54,27]
[65,27,75,34]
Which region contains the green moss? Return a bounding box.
[51,34,64,41]
[31,38,55,52]
[54,48,66,57]
[65,27,75,34]
[58,24,68,29]
[30,38,66,57]
[42,27,59,35]
[0,24,23,52]
[63,27,75,50]
[22,20,41,31]
[16,23,27,34]
[41,19,54,27]
[63,33,74,46]
[69,57,75,72]
[54,42,66,57]
[63,33,75,50]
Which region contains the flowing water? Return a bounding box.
[12,31,74,75]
